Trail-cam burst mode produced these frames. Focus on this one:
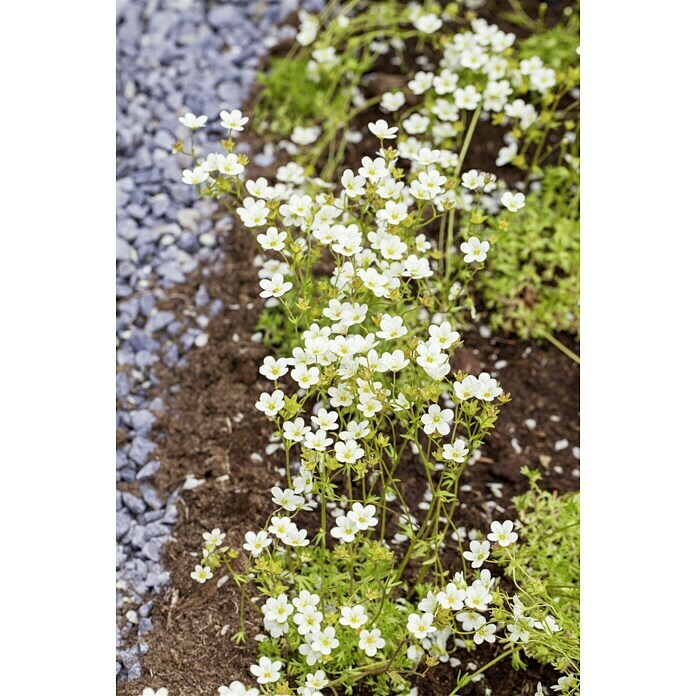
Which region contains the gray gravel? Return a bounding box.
[116,0,323,681]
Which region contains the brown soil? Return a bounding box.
[118,3,579,694]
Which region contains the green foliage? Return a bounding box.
[257,57,326,130]
[479,166,580,339]
[519,9,580,72]
[495,468,580,688]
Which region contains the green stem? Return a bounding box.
[538,330,580,364]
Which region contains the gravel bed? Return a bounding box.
[116,0,323,681]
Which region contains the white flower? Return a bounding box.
[415,147,441,166]
[454,85,481,110]
[237,198,269,227]
[250,656,282,684]
[465,582,492,610]
[407,612,436,639]
[262,594,294,624]
[339,420,370,441]
[294,608,323,636]
[259,273,292,299]
[311,408,339,431]
[530,67,556,92]
[217,153,245,176]
[305,670,329,692]
[431,98,459,122]
[311,626,340,656]
[497,141,518,167]
[181,166,209,185]
[377,350,410,372]
[190,564,212,583]
[304,429,333,451]
[402,254,433,279]
[436,582,466,611]
[255,389,285,417]
[463,540,491,568]
[291,125,321,145]
[246,177,273,199]
[461,169,484,190]
[381,91,406,112]
[292,590,321,613]
[271,486,304,512]
[378,201,409,228]
[291,364,321,389]
[460,236,490,263]
[410,169,447,200]
[473,623,497,644]
[507,622,531,643]
[476,372,503,401]
[456,610,486,632]
[487,520,518,546]
[551,675,577,693]
[277,161,305,184]
[142,688,169,696]
[418,591,438,613]
[257,227,287,252]
[341,169,366,198]
[178,112,207,129]
[283,417,311,443]
[433,69,458,94]
[330,515,359,543]
[421,404,454,437]
[535,616,562,633]
[259,356,289,380]
[453,376,481,401]
[403,113,430,135]
[501,191,526,212]
[299,640,321,667]
[413,13,442,34]
[332,224,363,256]
[408,71,434,95]
[429,321,459,349]
[285,528,309,548]
[220,109,248,131]
[335,439,365,464]
[339,604,369,629]
[520,56,544,75]
[442,439,469,463]
[348,502,379,530]
[243,530,272,557]
[358,628,386,657]
[377,314,407,340]
[203,528,226,547]
[268,516,294,539]
[368,119,398,140]
[358,156,389,182]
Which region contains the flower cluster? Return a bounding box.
[178,2,579,687]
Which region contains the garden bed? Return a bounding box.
[117,2,580,693]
